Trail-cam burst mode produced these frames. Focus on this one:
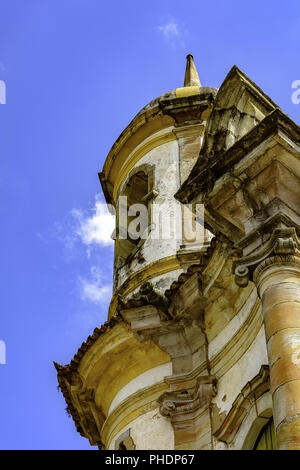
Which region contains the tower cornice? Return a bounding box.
[100,88,217,206]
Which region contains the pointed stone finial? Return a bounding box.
[184,54,201,87]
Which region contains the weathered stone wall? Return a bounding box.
[115,135,183,294]
[108,363,172,415]
[108,408,174,450]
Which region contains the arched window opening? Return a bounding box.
[116,169,155,268]
[253,418,277,450]
[124,171,149,244]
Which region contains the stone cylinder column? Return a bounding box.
[254,254,300,450]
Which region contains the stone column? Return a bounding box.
[234,228,300,449]
[253,254,300,449]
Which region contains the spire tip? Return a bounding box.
[184,54,201,87]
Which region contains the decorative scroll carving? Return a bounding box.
[158,375,217,420]
[232,227,300,288]
[160,400,176,417]
[274,236,298,254]
[158,373,217,449]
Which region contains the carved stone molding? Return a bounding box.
[159,376,217,419]
[118,281,170,316]
[55,363,108,447]
[213,365,270,444]
[159,93,215,127]
[232,227,300,287]
[157,372,217,449]
[62,370,83,389]
[253,254,300,285]
[67,386,107,448]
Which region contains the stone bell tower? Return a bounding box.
[55,56,300,450]
[99,54,216,318]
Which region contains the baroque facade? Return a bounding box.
[55,55,300,450]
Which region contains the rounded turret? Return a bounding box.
[99,55,218,318]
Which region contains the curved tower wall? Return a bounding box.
[100,86,217,319]
[115,131,183,292]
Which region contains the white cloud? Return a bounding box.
[157,21,180,39]
[156,18,186,48]
[49,194,114,312]
[79,266,112,304]
[71,194,115,247]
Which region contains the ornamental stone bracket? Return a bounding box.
[119,279,209,375]
[158,373,217,449]
[120,304,199,375]
[158,375,217,418]
[118,281,171,319]
[233,225,300,288]
[159,90,216,128]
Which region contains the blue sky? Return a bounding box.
[0,0,299,450]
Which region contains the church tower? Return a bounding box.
[55,56,300,450]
